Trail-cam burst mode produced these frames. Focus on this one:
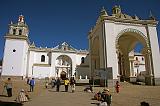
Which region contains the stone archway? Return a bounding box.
[115,28,153,83]
[55,55,72,79]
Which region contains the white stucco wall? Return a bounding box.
[34,52,49,64]
[76,54,87,65]
[2,39,28,76]
[27,50,52,78]
[147,26,160,78]
[133,56,146,75]
[26,50,88,78]
[22,41,29,77]
[103,20,153,79]
[27,51,35,77]
[104,22,119,79]
[114,22,148,37]
[33,66,51,78]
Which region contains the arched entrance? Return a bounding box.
[60,71,67,80]
[116,28,153,84]
[55,55,72,79]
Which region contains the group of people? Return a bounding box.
[14,80,32,104]
[44,77,76,93]
[3,77,31,103]
[3,78,151,105]
[93,87,113,106]
[64,77,76,92]
[94,88,112,106]
[93,81,120,106]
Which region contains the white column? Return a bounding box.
[131,61,134,76]
[79,75,82,79]
[129,61,132,76]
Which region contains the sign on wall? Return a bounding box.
[94,67,113,79]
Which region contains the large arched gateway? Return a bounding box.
[55,55,72,79]
[89,6,160,86]
[115,29,153,84]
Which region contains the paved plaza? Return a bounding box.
[0,79,160,106]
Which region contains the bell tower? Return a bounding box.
[8,15,29,37]
[2,15,29,78]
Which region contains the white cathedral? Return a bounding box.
[2,6,160,86]
[2,15,89,80]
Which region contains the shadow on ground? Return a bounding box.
[0,95,8,97]
[0,101,23,106]
[91,102,99,106]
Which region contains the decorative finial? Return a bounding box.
[118,5,121,9]
[149,10,156,20]
[134,14,139,20]
[150,11,153,17]
[32,42,35,46]
[18,14,25,23]
[89,27,93,33]
[30,42,35,48]
[100,6,108,16]
[102,6,105,10]
[10,21,13,24]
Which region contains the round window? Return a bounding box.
[13,49,16,52]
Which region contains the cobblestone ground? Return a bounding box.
[0,79,160,106]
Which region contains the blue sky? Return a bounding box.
[0,0,160,59]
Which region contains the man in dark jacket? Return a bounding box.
[56,78,61,92]
[29,78,35,92]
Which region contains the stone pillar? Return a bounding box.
[147,49,153,76]
[129,61,132,76]
[116,46,124,82]
[144,49,154,85]
[129,60,136,82]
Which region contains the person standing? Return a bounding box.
[4,78,13,97]
[51,78,56,88]
[70,77,76,93]
[64,78,69,92]
[115,81,120,93]
[29,78,35,92]
[45,80,49,88]
[56,78,61,92]
[27,78,30,85]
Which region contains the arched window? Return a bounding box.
[142,57,144,61]
[41,55,45,62]
[13,29,16,35]
[136,57,138,61]
[19,29,22,35]
[81,57,85,64]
